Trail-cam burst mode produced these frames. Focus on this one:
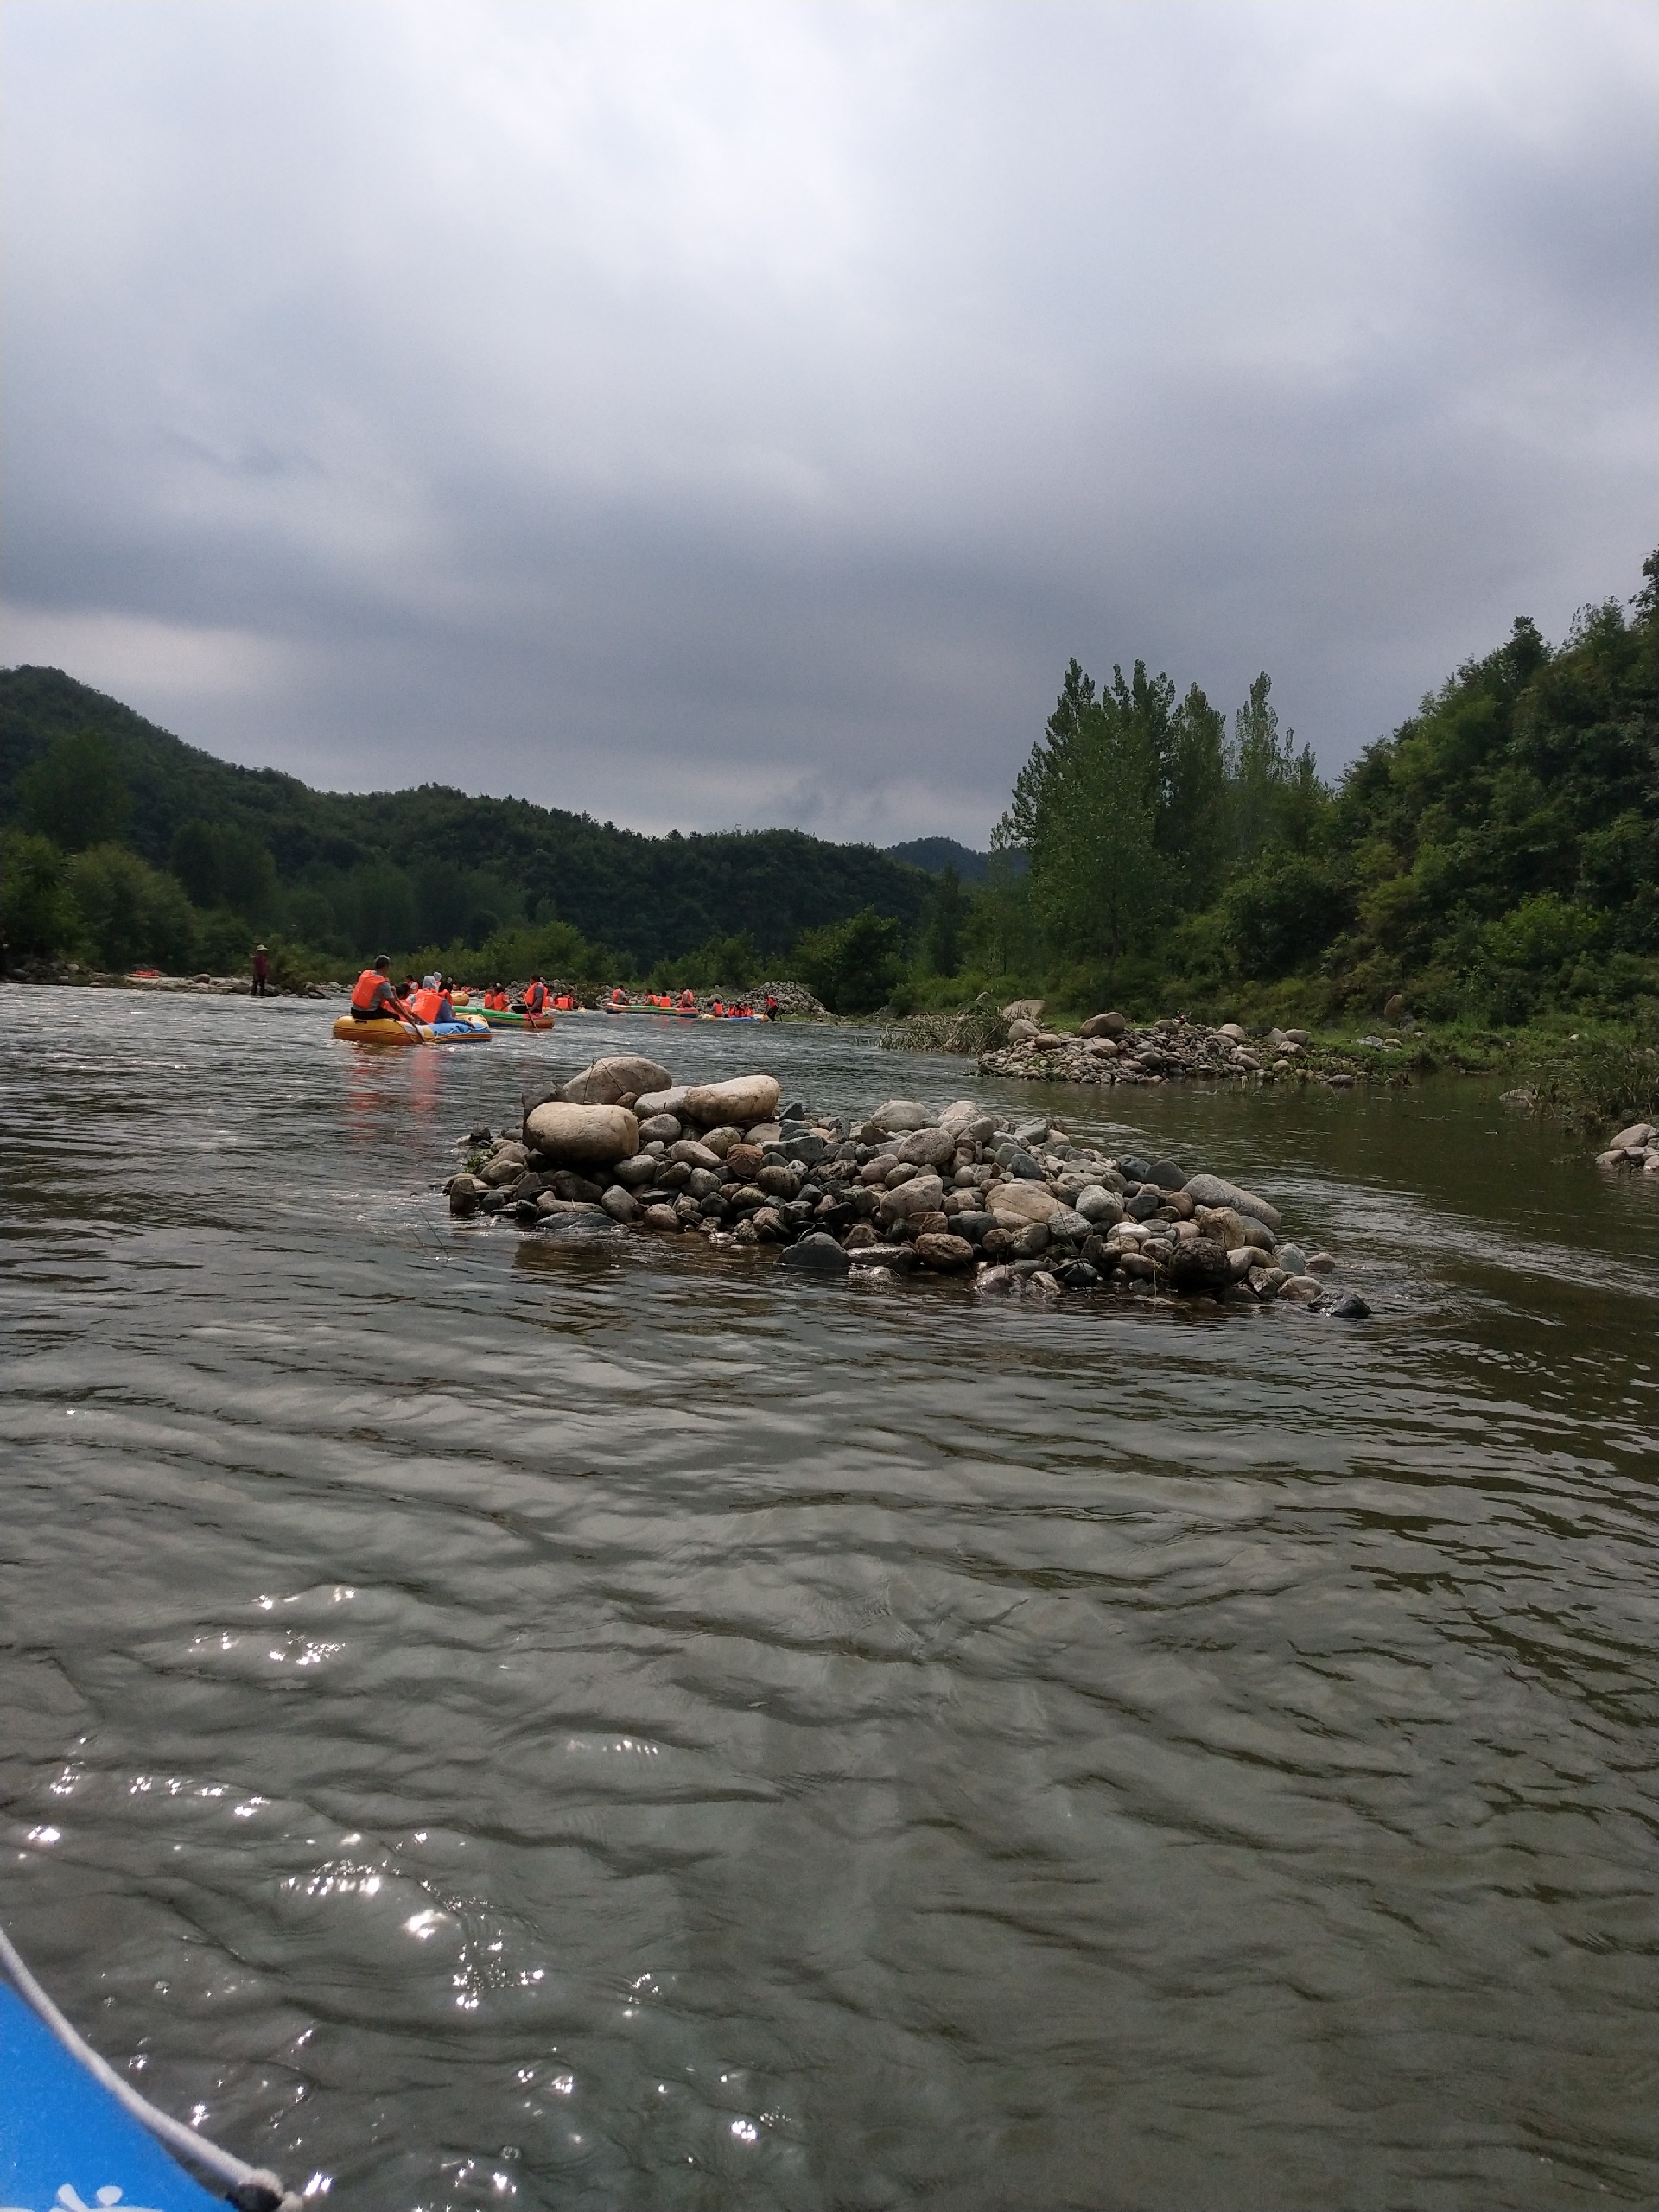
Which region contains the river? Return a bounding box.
[1,988,1653,2211]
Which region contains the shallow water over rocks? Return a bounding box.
[2,989,1654,2211]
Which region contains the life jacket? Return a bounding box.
[409,988,442,1022]
[352,969,390,1016]
[524,982,548,1014]
[610,989,627,1007]
[553,993,573,1011]
[680,991,695,1007]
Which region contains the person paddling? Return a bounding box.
[350,956,416,1027]
[520,974,550,1018]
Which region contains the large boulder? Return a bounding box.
[680,1073,781,1125]
[524,1101,639,1166]
[867,1099,931,1134]
[914,1232,976,1270]
[560,1056,673,1106]
[896,1126,957,1170]
[1166,1237,1233,1294]
[1181,1173,1282,1232]
[878,1173,945,1223]
[1080,1010,1128,1039]
[635,1085,691,1117]
[779,1232,851,1272]
[988,1181,1059,1226]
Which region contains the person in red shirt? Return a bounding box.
[251,944,271,998]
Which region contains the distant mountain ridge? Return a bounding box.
[0,665,935,963]
[883,836,1024,880]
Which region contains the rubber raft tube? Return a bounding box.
[1,1925,302,2212]
[474,1007,556,1030]
[332,1014,492,1044]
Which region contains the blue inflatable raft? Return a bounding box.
[0,1928,299,2212]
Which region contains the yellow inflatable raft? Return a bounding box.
[332,1014,492,1045]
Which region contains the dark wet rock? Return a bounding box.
[602,1186,639,1223]
[1125,1190,1163,1221]
[1148,1160,1185,1191]
[780,1232,851,1271]
[915,1232,976,1270]
[1327,1292,1371,1318]
[448,1174,484,1217]
[1059,1262,1100,1290]
[1166,1237,1232,1294]
[1120,1155,1152,1183]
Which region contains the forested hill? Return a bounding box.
[0,666,932,963]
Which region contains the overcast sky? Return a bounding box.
[3,2,1654,845]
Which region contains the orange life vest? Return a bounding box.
[524,982,548,1013]
[352,969,391,1016]
[409,988,441,1022]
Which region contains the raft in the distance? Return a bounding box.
[332,1014,493,1045]
[474,1007,556,1031]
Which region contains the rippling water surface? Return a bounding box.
[2,988,1654,2211]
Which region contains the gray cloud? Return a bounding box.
[3,0,1654,842]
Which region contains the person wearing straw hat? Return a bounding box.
[251,944,271,997]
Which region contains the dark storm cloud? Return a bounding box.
[3,0,1654,842]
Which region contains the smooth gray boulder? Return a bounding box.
[896,1126,957,1169]
[560,1055,673,1106]
[524,1101,639,1165]
[1182,1173,1283,1232]
[681,1074,782,1124]
[868,1099,931,1134]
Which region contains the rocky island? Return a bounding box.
[442,1052,1370,1312]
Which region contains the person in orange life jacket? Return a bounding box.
[408,981,453,1024]
[679,988,696,1010]
[483,984,509,1012]
[350,956,411,1022]
[519,975,550,1016]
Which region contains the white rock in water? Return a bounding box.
[525,1102,639,1165]
[988,1182,1059,1225]
[680,1073,781,1124]
[1181,1173,1283,1232]
[868,1099,931,1132]
[560,1055,673,1106]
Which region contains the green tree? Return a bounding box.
[18,729,129,852]
[925,865,965,976]
[791,908,906,1013]
[1000,659,1163,960]
[1,830,84,957]
[1161,683,1230,906]
[67,843,199,970]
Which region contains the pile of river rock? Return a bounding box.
[441,1052,1369,1311]
[1595,1119,1659,1174]
[978,1010,1359,1088]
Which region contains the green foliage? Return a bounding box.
[988,549,1656,1025]
[924,866,965,977]
[18,728,129,851]
[791,907,906,1014]
[2,830,84,958]
[0,666,933,966]
[646,931,759,991]
[169,818,281,922]
[66,842,200,971]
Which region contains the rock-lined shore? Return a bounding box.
[1596,1120,1659,1175]
[442,1052,1370,1311]
[976,1009,1368,1090]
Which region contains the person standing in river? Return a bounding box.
[251,944,271,997]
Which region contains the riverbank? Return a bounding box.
[442,1050,1369,1311]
